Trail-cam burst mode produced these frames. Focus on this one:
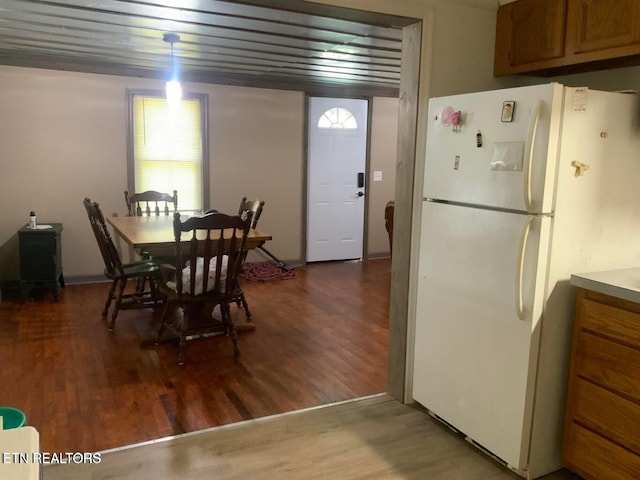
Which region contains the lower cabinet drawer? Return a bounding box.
[572,378,640,454]
[564,423,640,480]
[581,297,640,348]
[576,330,640,401]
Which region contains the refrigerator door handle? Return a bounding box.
[516,216,535,321]
[524,101,543,212]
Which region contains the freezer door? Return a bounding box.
[423,83,563,213]
[412,201,550,471]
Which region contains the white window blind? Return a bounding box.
[132,96,204,212]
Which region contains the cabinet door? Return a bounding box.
[494,0,567,75]
[563,290,640,479]
[569,0,640,53]
[20,232,58,281]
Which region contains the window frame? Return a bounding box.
[125,89,210,213]
[317,106,358,129]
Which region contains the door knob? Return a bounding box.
[356,191,365,197]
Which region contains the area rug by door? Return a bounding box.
[241,261,296,282]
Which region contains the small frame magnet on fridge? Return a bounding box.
[501,101,515,122]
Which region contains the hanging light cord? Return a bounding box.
[170,39,176,77]
[163,33,180,76]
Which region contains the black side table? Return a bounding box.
[18,223,65,302]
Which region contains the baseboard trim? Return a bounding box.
[63,275,110,285]
[367,252,392,260]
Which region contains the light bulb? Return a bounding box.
[166,80,182,106]
[163,33,182,106]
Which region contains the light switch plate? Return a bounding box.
[373,170,383,181]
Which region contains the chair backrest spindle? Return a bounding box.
[125,190,178,217]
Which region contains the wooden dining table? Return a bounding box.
[106,214,272,258]
[106,214,272,332]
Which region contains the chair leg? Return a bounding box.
[239,292,252,320]
[102,279,117,319]
[155,301,170,344]
[175,304,196,366]
[109,278,127,331]
[138,252,151,295]
[149,276,160,309]
[221,302,239,356]
[135,276,146,294]
[177,338,186,366]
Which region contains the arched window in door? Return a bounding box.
[317,107,358,129]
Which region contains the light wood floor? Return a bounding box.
[44,394,575,480]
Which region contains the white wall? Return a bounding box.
[0,68,132,280]
[0,65,401,281]
[206,85,305,264]
[0,68,302,280]
[369,97,399,257]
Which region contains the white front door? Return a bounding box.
[307,97,368,262]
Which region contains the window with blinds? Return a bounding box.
[127,91,209,213]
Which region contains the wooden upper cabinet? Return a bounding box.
[495,0,640,76]
[494,0,567,75]
[567,0,640,54]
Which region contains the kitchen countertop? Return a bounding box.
[571,267,640,304]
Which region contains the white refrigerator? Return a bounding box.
[412,83,640,479]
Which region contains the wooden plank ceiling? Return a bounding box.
[0,0,410,96]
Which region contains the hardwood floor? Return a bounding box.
[0,259,390,454]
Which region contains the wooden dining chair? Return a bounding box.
[233,197,265,319]
[124,190,178,217]
[155,210,253,365]
[385,200,394,256]
[83,198,162,331]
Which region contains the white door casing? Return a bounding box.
[307,97,368,262]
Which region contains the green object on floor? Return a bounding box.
[0,406,26,429]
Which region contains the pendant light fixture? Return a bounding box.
[163,32,181,105]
